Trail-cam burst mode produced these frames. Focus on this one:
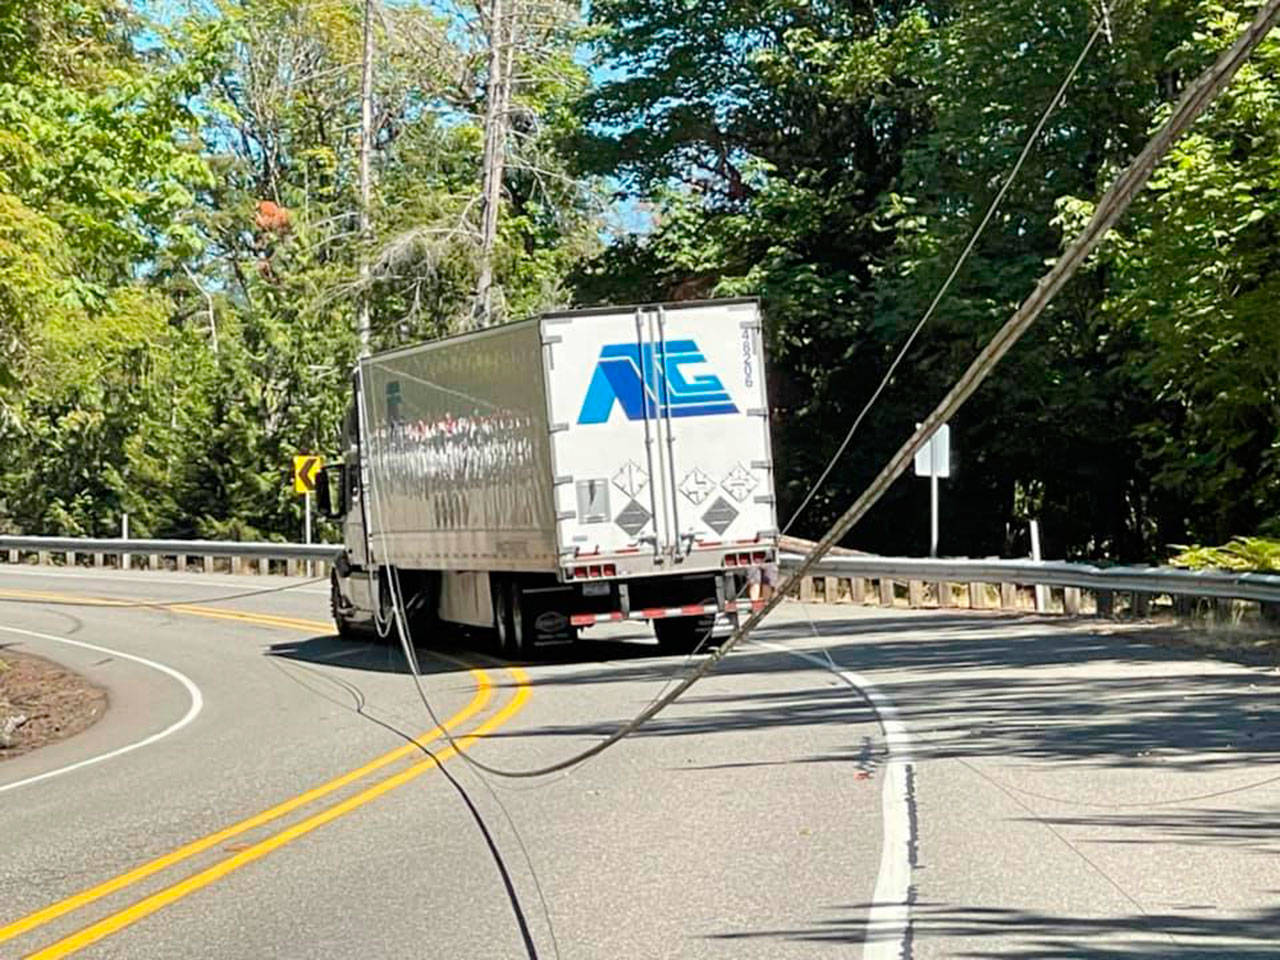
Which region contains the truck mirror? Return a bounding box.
[316,465,342,519]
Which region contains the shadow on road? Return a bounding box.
[265,605,1278,956]
[711,898,1280,956]
[262,623,670,676]
[486,611,1280,772]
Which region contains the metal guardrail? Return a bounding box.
[780,552,1280,605]
[1,535,1277,606]
[0,535,339,561]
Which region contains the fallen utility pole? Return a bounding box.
[424,0,1280,781]
[765,0,1280,608]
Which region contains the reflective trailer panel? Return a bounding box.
[542,300,777,567]
[358,320,559,572]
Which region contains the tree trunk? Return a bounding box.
[357,0,375,355]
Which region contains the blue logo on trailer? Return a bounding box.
[578,340,739,424]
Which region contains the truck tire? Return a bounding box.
[331,573,361,641]
[494,580,528,658]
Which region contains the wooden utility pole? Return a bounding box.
[357,0,375,355]
[474,0,509,327]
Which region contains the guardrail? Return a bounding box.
[779,552,1280,620]
[1,535,1275,620]
[0,536,339,577]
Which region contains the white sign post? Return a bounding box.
[914,423,951,558]
[304,492,312,577]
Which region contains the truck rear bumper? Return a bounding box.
[569,598,766,628]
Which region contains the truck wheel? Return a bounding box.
[495,581,528,658]
[653,616,708,654]
[331,573,361,641]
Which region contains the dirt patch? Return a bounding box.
[0,649,108,760]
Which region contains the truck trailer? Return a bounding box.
[319,298,779,654]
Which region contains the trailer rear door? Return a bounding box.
[541,300,776,575]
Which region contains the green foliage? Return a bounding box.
[1069,1,1280,546]
[1171,536,1280,572]
[575,0,1280,561]
[0,0,597,540]
[6,0,1278,561]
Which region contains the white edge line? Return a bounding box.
[750,638,914,960]
[0,626,204,795]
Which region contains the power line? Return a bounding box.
[783,15,1107,535]
[372,0,1280,779]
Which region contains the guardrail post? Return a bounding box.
[999,582,1017,610]
[255,557,267,576]
[93,552,104,569]
[230,555,243,575]
[907,580,924,608]
[316,560,329,579]
[1132,592,1151,618]
[38,550,50,566]
[851,577,866,604]
[1063,587,1081,616]
[968,582,985,609]
[1096,590,1115,618]
[936,582,954,608]
[878,578,894,607]
[286,558,300,578]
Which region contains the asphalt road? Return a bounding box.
[1,566,1277,959]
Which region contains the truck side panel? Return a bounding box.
[358,320,559,573]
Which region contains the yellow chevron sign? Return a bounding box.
[292,455,323,494]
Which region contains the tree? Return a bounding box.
[573,0,1277,562]
[1067,0,1280,544]
[0,0,217,535]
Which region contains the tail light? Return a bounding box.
[568,563,618,580]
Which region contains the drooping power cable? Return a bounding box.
[782,14,1107,536]
[361,0,1280,779]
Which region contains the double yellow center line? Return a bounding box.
[0,588,531,958]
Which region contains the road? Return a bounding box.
[0,567,1277,958]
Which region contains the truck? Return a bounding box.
[317,298,779,654]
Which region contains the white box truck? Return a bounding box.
[319,298,778,653]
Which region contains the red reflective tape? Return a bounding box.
[640,607,667,619]
[569,614,595,626]
[680,604,706,615]
[609,612,625,621]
